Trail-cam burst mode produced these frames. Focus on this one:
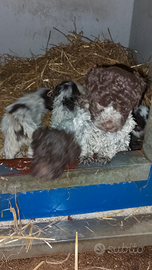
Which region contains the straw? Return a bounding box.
[0,27,151,158]
[75,232,78,270]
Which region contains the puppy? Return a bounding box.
[1,87,53,159]
[51,81,82,133]
[82,65,146,133]
[132,105,149,139]
[76,64,146,163]
[30,127,81,180]
[129,105,149,151]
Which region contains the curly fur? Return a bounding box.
[73,107,136,164]
[30,127,81,180]
[82,65,146,132]
[51,101,136,164]
[51,76,137,165]
[1,88,52,159]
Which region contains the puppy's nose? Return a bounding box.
[101,120,116,132]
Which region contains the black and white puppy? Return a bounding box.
[51,81,83,133]
[1,88,53,159]
[30,127,81,180]
[129,105,149,150]
[132,105,149,138]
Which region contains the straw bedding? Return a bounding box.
[0,28,151,158]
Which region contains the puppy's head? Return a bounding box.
[84,65,146,132]
[53,81,81,111]
[31,127,81,180]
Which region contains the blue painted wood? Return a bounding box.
[0,166,152,221]
[0,163,21,175]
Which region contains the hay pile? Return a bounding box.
[0,28,151,158]
[0,194,55,258]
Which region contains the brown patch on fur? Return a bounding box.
[83,65,146,127]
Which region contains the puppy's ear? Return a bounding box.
[62,82,81,111]
[52,84,62,96]
[134,71,147,94]
[53,81,70,97]
[71,82,81,96]
[40,89,54,111]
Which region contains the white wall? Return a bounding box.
[129,0,152,63]
[0,0,134,57]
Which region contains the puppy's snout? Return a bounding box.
[101,120,117,133]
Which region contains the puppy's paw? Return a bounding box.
[95,155,111,165]
[79,155,94,165]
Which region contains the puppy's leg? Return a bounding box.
[76,135,94,165]
[1,113,28,159]
[78,146,94,165]
[79,154,94,165]
[95,154,111,165]
[3,134,22,159]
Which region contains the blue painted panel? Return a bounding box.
[0,163,21,175]
[0,166,152,221]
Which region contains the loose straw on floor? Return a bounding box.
[75,231,78,270]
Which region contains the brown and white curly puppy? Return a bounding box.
[30,127,81,180]
[82,65,146,133]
